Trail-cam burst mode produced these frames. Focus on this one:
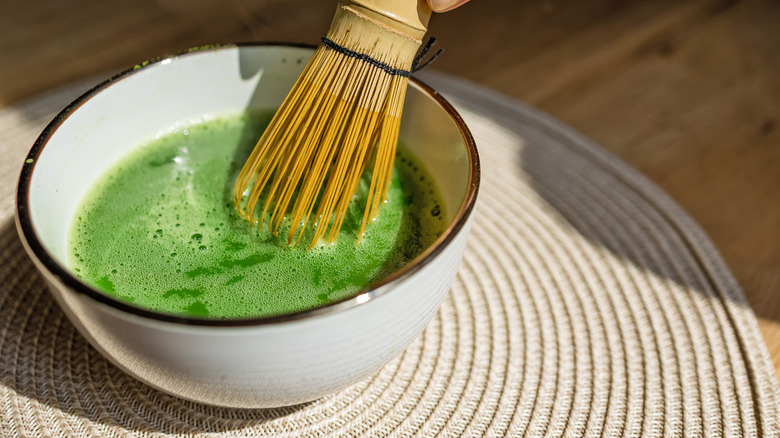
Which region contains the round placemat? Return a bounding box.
[1,72,778,437]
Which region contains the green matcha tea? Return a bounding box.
[69,111,447,319]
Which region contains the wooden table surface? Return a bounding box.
[2,0,778,379]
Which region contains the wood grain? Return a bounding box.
[1,0,778,379]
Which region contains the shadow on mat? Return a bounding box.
[521,125,755,307]
[0,220,312,434]
[438,88,755,313]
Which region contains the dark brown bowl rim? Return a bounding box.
[15,42,480,327]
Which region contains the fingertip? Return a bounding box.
[428,0,470,13]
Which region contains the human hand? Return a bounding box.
[427,0,470,13]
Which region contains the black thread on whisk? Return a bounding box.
[411,37,443,73]
[320,36,443,77]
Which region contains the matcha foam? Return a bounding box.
[69,111,447,319]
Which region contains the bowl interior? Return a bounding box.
[22,45,476,306]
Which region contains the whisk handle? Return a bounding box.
[342,0,432,40]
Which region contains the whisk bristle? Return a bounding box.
[233,1,427,249]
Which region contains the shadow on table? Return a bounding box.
[0,220,312,434]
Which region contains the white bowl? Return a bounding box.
[15,44,479,408]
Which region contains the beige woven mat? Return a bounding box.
[1,72,778,437]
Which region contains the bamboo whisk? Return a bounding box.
[233,0,437,249]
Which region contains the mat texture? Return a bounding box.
[1,72,778,437]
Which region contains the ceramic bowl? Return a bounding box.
[15,44,479,408]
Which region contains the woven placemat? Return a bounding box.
[1,72,778,437]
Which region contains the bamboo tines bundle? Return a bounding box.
[233,0,435,249]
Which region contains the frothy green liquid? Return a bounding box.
[69,111,447,319]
